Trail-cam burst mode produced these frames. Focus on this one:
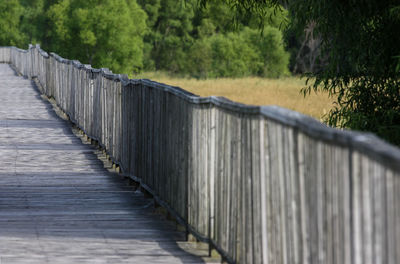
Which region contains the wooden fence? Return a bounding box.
[1,45,399,264]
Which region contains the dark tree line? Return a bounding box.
[204,0,400,145]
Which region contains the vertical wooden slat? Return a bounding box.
[5,44,400,264]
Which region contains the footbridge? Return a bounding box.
[0,45,399,264]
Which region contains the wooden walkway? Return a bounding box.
[0,64,213,263]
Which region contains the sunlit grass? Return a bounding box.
[133,72,335,120]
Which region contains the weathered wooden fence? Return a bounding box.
[1,45,399,264]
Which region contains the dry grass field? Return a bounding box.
[133,72,335,120]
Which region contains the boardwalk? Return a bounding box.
[0,64,213,263]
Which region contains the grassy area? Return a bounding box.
[133,72,335,120]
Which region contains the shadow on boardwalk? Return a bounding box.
[0,64,213,264]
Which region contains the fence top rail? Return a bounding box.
[5,44,400,171]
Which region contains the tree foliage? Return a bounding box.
[19,0,47,44]
[188,26,289,78]
[293,0,400,145]
[46,0,147,74]
[202,0,400,145]
[2,0,291,79]
[138,0,196,73]
[0,0,24,46]
[137,0,289,77]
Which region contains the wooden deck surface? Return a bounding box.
[0,64,214,264]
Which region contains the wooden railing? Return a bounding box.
[1,45,399,264]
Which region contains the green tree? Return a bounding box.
[138,0,196,73]
[197,0,283,30]
[139,0,289,77]
[46,0,147,74]
[243,26,289,77]
[0,0,24,46]
[293,1,400,145]
[192,1,234,34]
[187,26,289,78]
[199,0,400,145]
[19,0,47,45]
[137,0,161,70]
[196,0,287,33]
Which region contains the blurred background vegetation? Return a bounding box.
[0,0,399,145]
[0,0,298,78]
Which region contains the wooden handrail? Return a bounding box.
[1,44,399,264]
